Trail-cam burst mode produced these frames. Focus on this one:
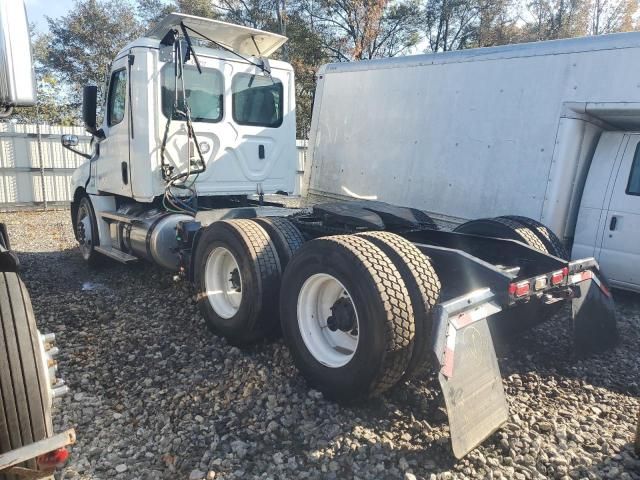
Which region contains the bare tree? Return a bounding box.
[589,0,637,35]
[300,0,422,61]
[424,0,481,51]
[523,0,590,41]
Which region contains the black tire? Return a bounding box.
[500,216,569,259]
[251,217,306,271]
[76,196,103,266]
[194,219,281,345]
[0,272,53,480]
[356,232,441,380]
[454,217,549,253]
[280,235,415,401]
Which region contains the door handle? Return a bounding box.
[258,145,265,159]
[121,162,129,185]
[609,215,618,231]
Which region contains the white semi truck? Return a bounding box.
[63,13,617,458]
[306,34,640,293]
[0,2,74,479]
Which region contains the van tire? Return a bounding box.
[280,235,414,401]
[252,217,306,271]
[194,220,281,345]
[500,216,569,259]
[454,217,549,253]
[356,232,440,380]
[0,272,53,480]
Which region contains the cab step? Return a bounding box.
[99,211,134,223]
[95,246,138,264]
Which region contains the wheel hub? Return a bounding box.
[229,268,241,292]
[297,273,360,368]
[327,297,357,334]
[77,222,86,245]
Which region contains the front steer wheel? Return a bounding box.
[75,196,103,266]
[280,235,415,402]
[194,219,281,345]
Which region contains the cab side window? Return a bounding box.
[108,69,127,127]
[232,73,283,128]
[627,143,640,196]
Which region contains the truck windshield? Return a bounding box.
[161,64,223,123]
[232,73,283,128]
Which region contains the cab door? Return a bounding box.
[597,134,640,291]
[97,59,132,196]
[218,66,296,193]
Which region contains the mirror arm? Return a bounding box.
[61,143,91,159]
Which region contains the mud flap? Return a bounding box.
[432,289,508,459]
[570,269,617,355]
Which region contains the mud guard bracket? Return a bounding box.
[432,288,508,459]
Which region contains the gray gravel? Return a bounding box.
[2,209,640,480]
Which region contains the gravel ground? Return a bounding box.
[2,209,639,480]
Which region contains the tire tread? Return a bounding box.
[357,232,441,380]
[0,272,51,479]
[325,235,415,394]
[501,215,569,259]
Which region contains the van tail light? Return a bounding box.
[508,280,530,298]
[551,267,569,286]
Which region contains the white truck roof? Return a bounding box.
[145,13,287,58]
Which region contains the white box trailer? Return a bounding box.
[306,33,640,292]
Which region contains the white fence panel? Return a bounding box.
[0,124,309,207]
[0,123,91,206]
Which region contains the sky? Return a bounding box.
[24,0,79,31]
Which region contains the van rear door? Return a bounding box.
[597,133,640,291]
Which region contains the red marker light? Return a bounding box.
[551,267,569,286]
[509,281,530,297]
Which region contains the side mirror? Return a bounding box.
[82,85,99,135]
[61,134,78,147]
[60,133,91,159]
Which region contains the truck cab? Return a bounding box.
[69,14,297,206]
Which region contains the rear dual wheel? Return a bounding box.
[196,220,442,400]
[195,219,281,345]
[194,217,304,346]
[454,216,565,341]
[280,235,416,401]
[356,232,441,380]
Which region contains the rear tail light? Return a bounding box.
[508,280,530,297]
[551,267,569,286]
[37,447,70,469]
